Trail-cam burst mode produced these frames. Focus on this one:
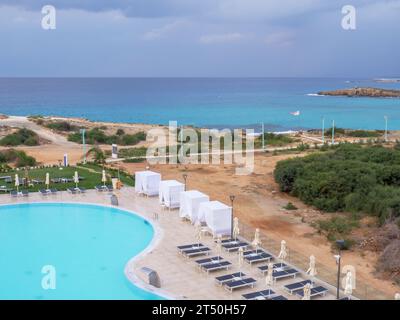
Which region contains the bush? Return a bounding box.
[347,130,381,138]
[283,202,298,210]
[68,128,146,146]
[0,128,39,146]
[274,144,400,222]
[256,133,294,147]
[46,121,78,132]
[0,149,37,167]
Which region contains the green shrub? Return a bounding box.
[0,149,37,167]
[283,202,298,210]
[274,144,400,222]
[68,128,146,146]
[46,121,78,132]
[0,128,39,146]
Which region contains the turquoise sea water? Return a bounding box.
[0,203,162,300]
[0,78,399,131]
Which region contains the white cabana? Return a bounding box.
[179,190,210,222]
[159,180,185,209]
[135,171,161,196]
[198,201,232,237]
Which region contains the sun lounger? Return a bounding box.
[242,289,275,300]
[195,256,223,266]
[106,185,113,191]
[177,243,204,253]
[224,277,256,292]
[201,260,231,274]
[271,295,288,300]
[222,241,249,252]
[215,272,246,286]
[50,188,58,194]
[10,190,18,197]
[294,286,328,299]
[21,190,29,197]
[182,246,210,258]
[272,268,299,282]
[258,263,288,275]
[77,187,86,193]
[67,187,78,194]
[95,185,106,192]
[39,189,50,195]
[244,250,272,265]
[284,280,313,294]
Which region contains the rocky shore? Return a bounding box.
[318,87,400,98]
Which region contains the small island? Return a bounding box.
[318,87,400,98]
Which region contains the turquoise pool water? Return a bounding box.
[0,203,163,300]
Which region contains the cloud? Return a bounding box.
[142,20,185,40]
[264,31,295,46]
[199,33,245,44]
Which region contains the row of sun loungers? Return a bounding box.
[10,190,29,197]
[177,241,329,300]
[242,289,287,300]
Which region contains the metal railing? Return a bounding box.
[237,220,390,300]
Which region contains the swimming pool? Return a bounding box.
[0,203,163,300]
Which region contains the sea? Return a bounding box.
[0,78,399,131]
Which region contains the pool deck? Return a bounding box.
[0,187,337,300]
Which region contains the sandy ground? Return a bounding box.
[1,115,399,298]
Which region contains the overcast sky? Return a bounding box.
[0,0,399,77]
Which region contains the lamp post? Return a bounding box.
[384,116,388,142]
[335,239,345,300]
[80,129,86,164]
[331,120,335,145]
[229,195,235,238]
[183,173,188,191]
[322,117,325,144]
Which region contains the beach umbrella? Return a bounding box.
[45,173,50,190]
[232,217,240,241]
[238,247,244,271]
[265,262,274,287]
[195,221,202,246]
[74,171,79,188]
[344,271,353,297]
[101,169,107,187]
[216,236,222,261]
[252,228,261,253]
[278,240,288,260]
[15,174,19,193]
[395,293,400,300]
[302,283,311,301]
[306,255,317,278]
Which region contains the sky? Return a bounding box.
[0,0,399,77]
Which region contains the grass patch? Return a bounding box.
[0,164,133,192]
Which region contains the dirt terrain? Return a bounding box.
[1,115,399,298]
